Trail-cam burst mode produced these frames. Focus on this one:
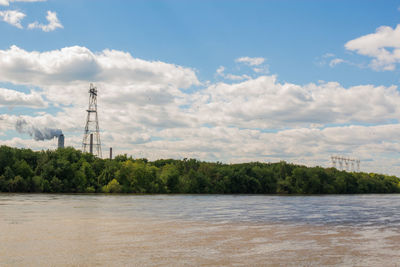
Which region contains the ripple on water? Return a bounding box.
[1,194,400,266]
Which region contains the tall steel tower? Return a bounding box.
[82,83,102,157]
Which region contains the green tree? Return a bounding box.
[160,164,180,193]
[102,178,122,193]
[251,166,276,193]
[3,166,15,181]
[13,160,34,179]
[11,175,27,192]
[0,146,14,174]
[98,160,119,186]
[0,175,7,191]
[50,176,63,193]
[31,175,44,192]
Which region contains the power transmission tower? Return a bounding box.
[82,83,102,157]
[330,155,360,172]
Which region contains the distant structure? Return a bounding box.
[82,83,102,157]
[58,134,64,149]
[331,156,360,172]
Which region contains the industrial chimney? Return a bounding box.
[58,134,64,149]
[89,133,93,154]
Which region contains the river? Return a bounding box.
[1,194,400,266]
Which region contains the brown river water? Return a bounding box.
[1,194,400,266]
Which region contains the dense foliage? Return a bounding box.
[0,145,399,194]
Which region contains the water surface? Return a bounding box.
[1,194,400,266]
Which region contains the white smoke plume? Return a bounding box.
[16,118,62,141]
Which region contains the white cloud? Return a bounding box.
[0,45,200,140]
[322,53,335,58]
[28,10,63,32]
[1,45,400,176]
[315,54,331,67]
[329,58,345,67]
[0,0,45,6]
[216,66,225,75]
[0,45,199,90]
[192,75,400,129]
[0,10,25,28]
[345,24,400,71]
[0,87,47,108]
[224,73,251,81]
[236,56,265,66]
[253,65,269,74]
[317,53,365,69]
[215,65,251,81]
[235,56,269,74]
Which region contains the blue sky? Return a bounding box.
[2,0,400,85]
[1,0,400,175]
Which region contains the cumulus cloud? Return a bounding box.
[0,10,25,28]
[28,10,62,32]
[345,24,400,71]
[0,0,45,6]
[1,45,400,175]
[236,56,265,66]
[192,75,400,129]
[0,45,198,91]
[0,45,201,143]
[0,87,47,108]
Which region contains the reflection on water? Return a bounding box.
[1,194,400,266]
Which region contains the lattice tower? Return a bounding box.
[331,155,360,172]
[82,83,102,157]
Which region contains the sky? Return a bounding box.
[1,0,400,175]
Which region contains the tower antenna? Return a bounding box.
[82,83,102,157]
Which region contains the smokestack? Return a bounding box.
[58,134,64,149]
[110,147,112,160]
[89,133,93,154]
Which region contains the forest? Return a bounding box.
[0,145,399,194]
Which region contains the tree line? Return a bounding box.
[0,145,399,194]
